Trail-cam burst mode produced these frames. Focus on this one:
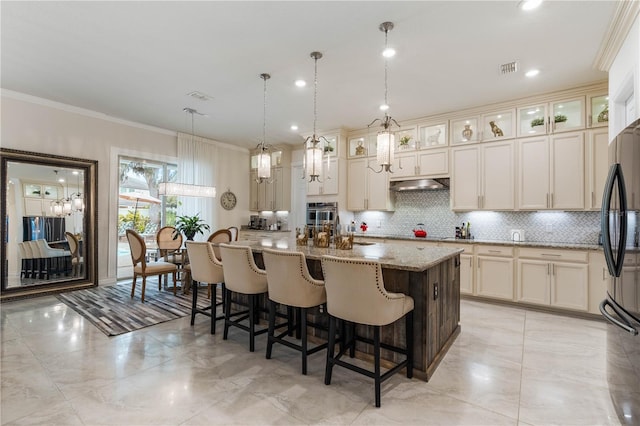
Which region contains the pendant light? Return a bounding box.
[303,51,331,182]
[368,21,400,174]
[71,170,84,212]
[256,73,273,183]
[158,108,217,198]
[50,170,73,216]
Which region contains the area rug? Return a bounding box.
[56,281,212,336]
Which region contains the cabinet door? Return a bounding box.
[551,97,585,133]
[271,167,288,211]
[451,146,480,210]
[517,259,550,305]
[459,254,473,295]
[24,198,45,216]
[367,159,392,210]
[307,176,322,196]
[249,171,259,211]
[517,104,549,137]
[586,128,609,210]
[551,262,588,311]
[392,153,418,178]
[550,132,584,209]
[321,158,339,195]
[417,149,448,177]
[347,158,367,211]
[482,141,514,210]
[587,93,609,128]
[588,251,610,314]
[518,137,549,209]
[476,256,513,300]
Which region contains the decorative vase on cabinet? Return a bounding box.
[461,124,473,140]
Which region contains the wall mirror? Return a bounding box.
[1,148,97,301]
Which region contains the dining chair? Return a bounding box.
[206,229,232,280]
[185,241,225,333]
[126,229,178,302]
[156,226,183,264]
[321,255,414,408]
[227,226,239,241]
[65,232,83,277]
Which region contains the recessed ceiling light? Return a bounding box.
[295,80,306,88]
[379,104,389,111]
[520,0,543,11]
[382,47,396,58]
[290,125,298,131]
[525,69,540,77]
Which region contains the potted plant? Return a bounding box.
[530,117,545,128]
[399,135,412,149]
[554,114,568,123]
[323,142,334,154]
[173,213,210,241]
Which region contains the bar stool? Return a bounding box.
[185,241,225,334]
[219,243,269,352]
[262,248,328,375]
[321,255,414,408]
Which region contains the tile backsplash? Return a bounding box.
[351,190,601,244]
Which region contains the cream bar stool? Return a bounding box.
[219,243,268,352]
[185,241,225,334]
[262,248,328,375]
[321,255,414,408]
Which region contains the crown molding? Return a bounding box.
[593,0,640,71]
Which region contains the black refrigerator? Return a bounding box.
[600,119,640,425]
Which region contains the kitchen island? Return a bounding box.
[233,237,463,381]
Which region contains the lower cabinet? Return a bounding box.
[517,248,588,311]
[440,242,474,295]
[476,245,514,300]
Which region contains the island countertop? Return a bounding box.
[232,237,463,272]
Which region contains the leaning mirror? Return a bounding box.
[1,148,97,300]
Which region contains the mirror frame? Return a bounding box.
[1,148,98,301]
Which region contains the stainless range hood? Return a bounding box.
[390,178,450,191]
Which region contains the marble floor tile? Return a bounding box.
[0,294,624,425]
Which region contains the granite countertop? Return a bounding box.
[239,227,291,233]
[231,237,462,272]
[353,233,603,251]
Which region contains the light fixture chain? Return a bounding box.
[313,55,318,138]
[263,74,267,146]
[384,28,389,107]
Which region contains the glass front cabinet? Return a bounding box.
[517,97,585,137]
[587,93,609,128]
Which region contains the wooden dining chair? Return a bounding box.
[65,232,83,277]
[126,229,178,302]
[227,226,239,241]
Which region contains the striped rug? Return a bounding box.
[56,281,213,336]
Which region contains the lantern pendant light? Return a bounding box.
[256,73,273,183]
[368,21,400,174]
[303,51,331,183]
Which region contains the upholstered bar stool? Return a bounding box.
[262,248,328,375]
[185,241,225,334]
[219,243,269,352]
[206,229,232,297]
[320,255,414,408]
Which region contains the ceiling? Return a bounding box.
[1,1,616,150]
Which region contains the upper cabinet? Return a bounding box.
[587,93,609,128]
[517,97,585,137]
[450,117,480,145]
[418,122,448,149]
[481,109,516,141]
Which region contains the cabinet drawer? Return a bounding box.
[476,245,513,257]
[518,247,588,263]
[440,242,474,254]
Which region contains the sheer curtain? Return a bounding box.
[176,132,218,241]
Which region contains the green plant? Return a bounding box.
[399,135,412,146]
[173,213,210,241]
[118,211,149,233]
[530,117,545,127]
[554,114,567,123]
[323,143,334,153]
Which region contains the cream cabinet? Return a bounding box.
[249,167,290,211]
[347,158,394,211]
[391,149,448,179]
[476,245,514,300]
[451,140,515,210]
[587,93,609,128]
[517,248,588,311]
[308,157,339,196]
[518,132,585,210]
[586,128,609,210]
[588,251,610,314]
[517,97,585,137]
[440,242,474,295]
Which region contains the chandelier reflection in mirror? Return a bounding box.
[368,21,400,174]
[50,170,83,217]
[255,73,273,183]
[303,51,331,183]
[158,107,217,198]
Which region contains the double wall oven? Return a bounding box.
[306,202,337,237]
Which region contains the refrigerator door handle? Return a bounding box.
[601,164,627,278]
[600,297,639,336]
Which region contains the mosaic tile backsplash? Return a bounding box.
[350,190,602,244]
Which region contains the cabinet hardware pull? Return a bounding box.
[399,158,403,170]
[602,267,606,281]
[548,263,551,275]
[592,191,595,207]
[546,193,550,208]
[552,264,556,275]
[588,115,592,127]
[488,250,501,253]
[541,253,561,257]
[551,193,554,207]
[478,195,481,208]
[433,283,439,300]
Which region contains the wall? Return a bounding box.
[2,91,250,285]
[351,190,601,244]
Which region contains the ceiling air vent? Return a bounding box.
[186,91,213,101]
[500,61,519,75]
